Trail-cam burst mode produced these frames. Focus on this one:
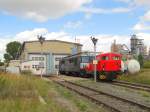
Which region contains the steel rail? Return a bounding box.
[112,80,150,92]
[55,80,122,112]
[54,79,150,112]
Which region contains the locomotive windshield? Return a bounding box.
[112,56,120,60]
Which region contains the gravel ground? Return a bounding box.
[58,75,87,81]
[74,79,150,107]
[49,75,150,111]
[58,81,149,112]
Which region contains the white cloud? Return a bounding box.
[15,28,48,42]
[81,6,132,20]
[0,28,130,59]
[132,10,150,31]
[114,0,131,3]
[1,28,150,60]
[142,10,150,21]
[80,7,132,14]
[133,0,150,7]
[133,22,150,31]
[116,0,150,6]
[0,0,134,22]
[0,0,92,22]
[64,21,82,29]
[136,33,150,48]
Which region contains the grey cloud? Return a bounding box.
[0,0,92,22]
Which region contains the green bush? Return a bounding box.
[143,61,150,68]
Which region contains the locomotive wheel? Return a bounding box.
[98,71,106,80]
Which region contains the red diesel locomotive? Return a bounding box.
[86,53,122,80]
[59,52,122,81]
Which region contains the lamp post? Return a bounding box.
[91,36,98,82]
[37,35,45,78]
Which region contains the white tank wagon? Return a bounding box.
[121,59,140,74]
[128,59,140,74]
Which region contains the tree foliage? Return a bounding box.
[4,41,21,62]
[138,54,144,68]
[4,53,11,63]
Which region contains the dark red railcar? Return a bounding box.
[85,53,122,80]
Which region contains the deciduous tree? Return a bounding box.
[4,41,21,62]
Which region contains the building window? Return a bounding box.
[31,57,44,61]
[35,57,38,61]
[55,57,61,61]
[32,65,40,69]
[35,65,38,69]
[24,66,30,69]
[41,57,44,61]
[55,65,59,69]
[31,57,34,61]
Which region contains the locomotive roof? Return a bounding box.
[61,52,121,60]
[62,51,101,59]
[97,52,122,57]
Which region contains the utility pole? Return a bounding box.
[91,36,98,82]
[37,35,45,78]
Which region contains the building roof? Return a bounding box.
[131,34,138,40]
[17,39,82,58]
[23,39,82,46]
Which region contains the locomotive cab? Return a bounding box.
[96,53,122,81]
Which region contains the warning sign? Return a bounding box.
[93,60,98,65]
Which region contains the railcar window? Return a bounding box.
[89,56,94,62]
[60,60,65,64]
[73,58,78,65]
[69,58,73,63]
[81,56,90,63]
[101,56,109,60]
[113,56,120,60]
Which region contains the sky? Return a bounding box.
[0,0,150,60]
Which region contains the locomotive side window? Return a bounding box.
[112,56,120,60]
[101,56,109,60]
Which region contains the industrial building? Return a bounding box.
[17,40,82,75]
[111,40,130,54]
[130,34,147,56]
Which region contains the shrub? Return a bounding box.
[138,54,144,68]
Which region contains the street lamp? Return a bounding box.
[37,35,45,78]
[91,36,98,82]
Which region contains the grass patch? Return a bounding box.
[138,91,150,98]
[118,69,150,85]
[0,73,69,112]
[0,73,106,112]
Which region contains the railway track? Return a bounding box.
[112,80,150,92]
[54,79,150,112]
